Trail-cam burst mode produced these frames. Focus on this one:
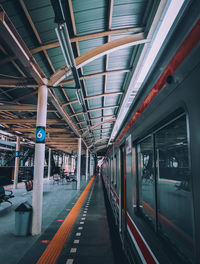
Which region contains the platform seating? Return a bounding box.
[0,186,14,205]
[53,173,60,184]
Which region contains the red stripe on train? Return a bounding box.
[114,19,200,148]
[110,185,119,205]
[127,214,158,264]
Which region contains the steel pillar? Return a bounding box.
[13,136,20,189]
[32,85,47,235]
[86,148,89,181]
[77,138,81,189]
[47,148,51,180]
[90,153,93,177]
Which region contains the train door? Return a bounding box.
[137,135,156,226]
[119,144,126,244]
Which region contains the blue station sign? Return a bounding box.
[36,126,46,143]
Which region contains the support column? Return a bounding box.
[77,137,81,189]
[32,85,47,236]
[13,136,20,189]
[66,155,69,171]
[47,148,51,180]
[90,153,92,177]
[90,154,93,177]
[86,148,89,181]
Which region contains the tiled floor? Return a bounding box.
[0,176,87,264]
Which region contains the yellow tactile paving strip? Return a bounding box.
[37,176,95,264]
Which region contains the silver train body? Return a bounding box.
[102,1,200,263]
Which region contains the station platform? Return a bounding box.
[0,175,128,264]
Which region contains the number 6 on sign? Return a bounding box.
[36,127,46,143]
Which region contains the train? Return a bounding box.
[102,1,200,264]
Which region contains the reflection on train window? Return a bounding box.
[137,136,155,223]
[155,115,194,262]
[114,155,117,186]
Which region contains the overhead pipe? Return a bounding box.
[54,0,96,150]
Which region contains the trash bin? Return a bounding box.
[15,202,32,236]
[72,179,77,190]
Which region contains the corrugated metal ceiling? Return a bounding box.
[0,0,159,155]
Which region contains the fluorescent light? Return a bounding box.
[109,0,185,144]
[55,26,71,67]
[76,89,85,106]
[137,0,185,84]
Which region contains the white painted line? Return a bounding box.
[81,217,86,220]
[83,214,86,216]
[76,232,81,236]
[80,222,84,224]
[74,239,80,244]
[70,248,77,253]
[78,226,83,230]
[84,211,87,213]
[66,259,74,264]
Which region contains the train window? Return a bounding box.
[114,155,117,186]
[137,136,156,224]
[155,114,194,262]
[111,158,114,183]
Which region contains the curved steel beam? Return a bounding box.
[96,144,107,151]
[0,27,144,66]
[91,118,116,130]
[49,32,148,86]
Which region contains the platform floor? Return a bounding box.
[0,175,128,264]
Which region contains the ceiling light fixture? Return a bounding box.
[108,0,185,145]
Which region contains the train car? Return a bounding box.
[102,1,200,264]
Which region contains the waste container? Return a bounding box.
[72,179,77,190]
[15,202,32,236]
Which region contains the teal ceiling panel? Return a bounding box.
[112,16,141,29]
[32,53,51,77]
[112,1,147,29]
[74,8,105,24]
[0,62,21,78]
[90,110,101,118]
[72,102,83,113]
[104,96,119,107]
[108,47,133,70]
[83,57,105,75]
[79,37,105,55]
[28,6,54,24]
[64,89,77,101]
[103,109,116,116]
[72,0,106,35]
[88,98,102,109]
[85,76,104,96]
[47,47,62,58]
[110,32,136,41]
[75,19,105,35]
[106,73,126,92]
[72,0,105,12]
[113,1,146,17]
[23,0,50,10]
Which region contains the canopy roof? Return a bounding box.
[0,0,171,155]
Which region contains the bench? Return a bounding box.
[53,173,60,184]
[0,186,14,205]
